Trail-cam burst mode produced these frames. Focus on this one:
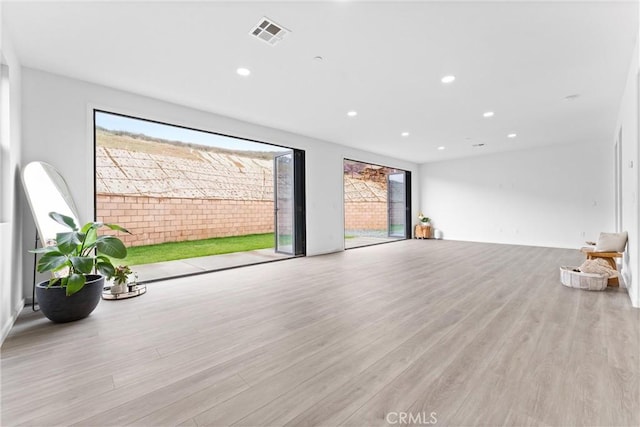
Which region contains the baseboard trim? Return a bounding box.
[1,298,25,347]
[628,286,639,308]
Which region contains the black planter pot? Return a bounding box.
[36,274,104,323]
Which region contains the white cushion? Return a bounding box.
[594,232,628,252]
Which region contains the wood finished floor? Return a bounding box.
[1,240,638,427]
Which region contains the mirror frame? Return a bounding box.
[22,161,81,247]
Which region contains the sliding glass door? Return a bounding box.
[344,159,411,249]
[274,152,294,254]
[387,172,406,238]
[94,109,306,283]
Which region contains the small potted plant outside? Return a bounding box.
[31,212,130,323]
[111,265,136,295]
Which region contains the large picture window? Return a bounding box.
[94,110,305,281]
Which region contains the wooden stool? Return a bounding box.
[415,224,432,239]
[580,248,622,287]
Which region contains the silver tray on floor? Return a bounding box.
[102,284,147,300]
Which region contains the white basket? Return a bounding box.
[560,266,608,291]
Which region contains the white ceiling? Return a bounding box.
[4,1,639,163]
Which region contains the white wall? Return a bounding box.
[0,7,24,344]
[20,68,420,298]
[614,34,639,308]
[420,141,614,250]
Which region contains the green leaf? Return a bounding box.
[37,251,68,273]
[96,262,115,279]
[30,246,59,254]
[70,256,94,274]
[56,231,82,255]
[65,273,86,296]
[84,227,98,248]
[96,236,127,259]
[49,212,78,231]
[104,223,132,234]
[80,222,101,234]
[51,262,69,273]
[96,255,111,263]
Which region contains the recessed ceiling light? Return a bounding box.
[236,67,251,76]
[483,111,494,118]
[313,56,324,62]
[437,146,446,150]
[507,133,517,138]
[347,111,358,117]
[441,75,456,84]
[564,94,581,101]
[401,132,410,137]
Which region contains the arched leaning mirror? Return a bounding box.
[22,161,81,247]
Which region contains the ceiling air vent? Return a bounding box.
[249,17,290,46]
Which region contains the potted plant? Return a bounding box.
[31,212,130,323]
[111,265,135,295]
[418,212,431,226]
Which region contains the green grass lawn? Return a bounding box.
[390,224,405,233]
[110,233,275,266]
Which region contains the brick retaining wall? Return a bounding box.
[98,195,388,247]
[344,201,387,230]
[97,194,274,247]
